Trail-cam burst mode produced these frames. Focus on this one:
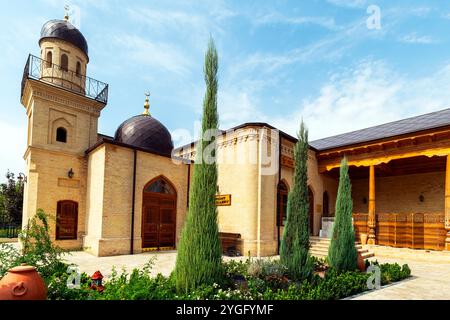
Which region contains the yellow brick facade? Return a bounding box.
[18,19,364,258]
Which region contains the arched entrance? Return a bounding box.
[142,176,177,250]
[276,180,289,253]
[308,187,314,234]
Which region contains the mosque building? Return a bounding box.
[20,16,450,256]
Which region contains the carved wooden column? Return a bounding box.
[367,165,377,245]
[445,155,450,250]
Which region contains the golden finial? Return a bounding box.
[64,5,70,21]
[143,92,151,116]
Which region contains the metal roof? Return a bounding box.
[114,115,174,155]
[40,19,88,57]
[309,108,450,151]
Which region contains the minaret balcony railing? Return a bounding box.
[21,54,108,104]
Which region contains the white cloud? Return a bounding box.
[217,59,450,143]
[326,0,366,9]
[285,60,450,140]
[400,32,437,44]
[252,12,338,30]
[112,34,192,76]
[0,120,27,176]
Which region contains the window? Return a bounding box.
[75,61,81,77]
[144,178,176,195]
[277,181,289,226]
[60,54,68,71]
[46,51,52,68]
[56,200,78,240]
[56,127,67,143]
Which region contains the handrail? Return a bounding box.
[21,54,108,104]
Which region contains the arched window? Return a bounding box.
[56,200,78,240]
[144,177,176,195]
[60,54,68,71]
[56,127,67,143]
[323,191,329,217]
[46,51,52,68]
[75,61,81,77]
[277,180,289,226]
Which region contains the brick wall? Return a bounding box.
[352,171,445,213]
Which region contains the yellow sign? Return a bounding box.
[216,194,231,206]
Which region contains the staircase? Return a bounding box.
[310,236,375,259]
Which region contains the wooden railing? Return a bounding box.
[353,213,446,251]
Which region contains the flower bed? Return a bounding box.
[45,257,410,300]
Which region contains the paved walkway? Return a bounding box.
[64,250,246,278]
[350,246,450,300]
[64,250,178,278]
[64,246,450,300]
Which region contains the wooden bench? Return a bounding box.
[219,232,243,256]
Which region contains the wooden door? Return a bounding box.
[142,196,160,248]
[56,200,78,240]
[158,197,176,247]
[142,177,177,250]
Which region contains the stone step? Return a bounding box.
[361,251,375,259]
[310,242,331,247]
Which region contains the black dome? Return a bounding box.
[39,19,88,58]
[114,115,174,155]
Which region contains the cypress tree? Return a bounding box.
[328,157,358,272]
[174,38,223,292]
[280,120,313,280]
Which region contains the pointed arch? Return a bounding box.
[143,175,177,195]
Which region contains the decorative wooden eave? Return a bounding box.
[317,127,450,172]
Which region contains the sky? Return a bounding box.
[1,0,450,178]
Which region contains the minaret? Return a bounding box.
[20,12,108,248]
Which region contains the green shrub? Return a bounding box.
[280,121,314,281]
[370,261,411,285]
[19,209,67,281]
[47,271,97,300]
[45,259,411,300]
[0,209,68,283]
[175,38,223,292]
[328,158,358,272]
[223,258,251,279]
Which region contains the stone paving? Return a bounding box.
[350,245,450,300]
[59,245,450,299]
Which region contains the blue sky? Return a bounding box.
[1,0,450,177]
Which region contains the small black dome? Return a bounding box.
[114,115,174,155]
[39,19,88,58]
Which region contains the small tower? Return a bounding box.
[20,12,108,249]
[38,10,89,94]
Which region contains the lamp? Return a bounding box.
[68,168,74,179]
[90,271,104,292]
[17,173,27,183]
